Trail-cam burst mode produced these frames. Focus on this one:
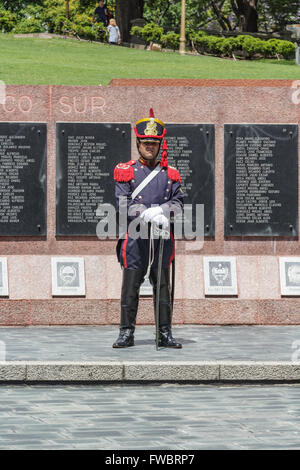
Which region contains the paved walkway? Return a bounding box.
[0,325,300,382]
[0,383,299,449]
[0,325,299,361]
[0,326,300,449]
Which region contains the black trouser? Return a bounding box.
[120,267,172,330]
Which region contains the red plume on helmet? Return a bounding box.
[147,108,168,166]
[160,136,168,167]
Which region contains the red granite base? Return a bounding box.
[0,299,300,326]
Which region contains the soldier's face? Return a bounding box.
[138,141,160,160]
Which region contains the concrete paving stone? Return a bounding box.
[26,362,123,382]
[0,442,49,449]
[0,363,26,381]
[14,445,79,450]
[220,362,300,381]
[124,361,219,381]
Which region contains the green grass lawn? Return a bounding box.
[0,33,299,85]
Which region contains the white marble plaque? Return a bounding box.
[51,257,85,296]
[204,256,237,296]
[280,257,300,296]
[0,258,9,296]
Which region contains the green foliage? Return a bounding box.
[193,32,296,60]
[131,22,163,44]
[143,0,299,35]
[220,37,239,54]
[260,0,300,32]
[141,22,163,44]
[130,26,143,39]
[1,0,299,40]
[0,7,17,32]
[14,18,45,34]
[0,0,298,48]
[242,36,265,58]
[0,0,107,41]
[13,3,45,34]
[143,0,214,32]
[193,33,211,54]
[207,36,224,54]
[266,39,296,59]
[162,31,180,51]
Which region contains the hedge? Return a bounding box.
[130,23,296,60]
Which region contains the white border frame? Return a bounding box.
[0,258,9,296]
[279,257,300,296]
[51,257,86,296]
[204,256,238,296]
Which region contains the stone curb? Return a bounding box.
[1,361,300,383]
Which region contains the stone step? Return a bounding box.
[1,361,300,383]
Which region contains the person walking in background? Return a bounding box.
[93,0,108,26]
[107,18,121,45]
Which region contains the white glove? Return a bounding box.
[140,206,163,223]
[152,213,169,230]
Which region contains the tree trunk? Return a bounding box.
[115,0,144,43]
[231,0,258,32]
[65,0,70,20]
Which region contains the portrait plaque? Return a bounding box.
[0,123,47,236]
[225,124,298,236]
[51,257,86,296]
[0,257,9,296]
[280,257,300,296]
[204,256,238,296]
[56,123,131,236]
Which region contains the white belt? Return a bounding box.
[131,166,162,200]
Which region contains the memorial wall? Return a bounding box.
[0,80,299,325]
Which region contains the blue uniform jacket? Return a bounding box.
[114,159,184,270]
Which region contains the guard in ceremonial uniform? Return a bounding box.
[113,109,183,349]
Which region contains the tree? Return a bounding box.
[115,0,144,42]
[230,0,258,32]
[210,0,233,30]
[0,0,44,12]
[260,0,300,33]
[65,0,70,19]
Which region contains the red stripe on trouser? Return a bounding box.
[122,233,129,268]
[169,232,175,266]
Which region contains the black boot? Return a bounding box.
[112,328,134,348]
[150,267,182,349]
[158,325,182,349]
[112,269,145,348]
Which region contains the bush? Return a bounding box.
[14,17,45,34]
[130,25,144,40]
[207,35,224,54]
[193,32,210,53]
[130,22,163,45]
[220,37,238,55]
[193,31,295,60]
[0,7,17,32]
[162,31,180,51]
[275,39,296,59]
[242,36,265,58]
